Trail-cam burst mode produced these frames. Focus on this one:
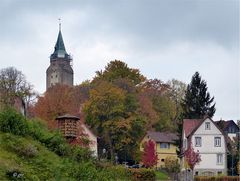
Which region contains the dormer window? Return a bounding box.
[205,122,210,130]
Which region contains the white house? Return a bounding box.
[182,117,227,176]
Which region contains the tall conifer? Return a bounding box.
[182,72,215,119]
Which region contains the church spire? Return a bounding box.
[51,20,68,59]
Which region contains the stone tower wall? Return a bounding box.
[46,59,73,89]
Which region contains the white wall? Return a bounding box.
[191,118,226,170]
[82,124,98,157]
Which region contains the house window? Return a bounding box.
[217,154,223,164]
[205,122,210,130]
[214,137,221,147]
[160,143,170,149]
[195,137,202,147]
[217,171,222,175]
[161,159,165,162]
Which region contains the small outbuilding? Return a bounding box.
[56,114,80,139]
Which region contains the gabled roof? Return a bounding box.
[215,120,239,131]
[183,117,227,138]
[183,119,202,138]
[146,131,178,143]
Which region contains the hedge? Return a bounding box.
[195,176,240,181]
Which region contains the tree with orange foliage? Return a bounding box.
[34,84,76,124]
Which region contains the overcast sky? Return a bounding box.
[0,0,239,120]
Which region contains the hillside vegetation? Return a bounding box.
[0,108,130,180]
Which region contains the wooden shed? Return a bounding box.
[56,114,80,138]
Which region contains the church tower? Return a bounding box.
[46,24,73,90]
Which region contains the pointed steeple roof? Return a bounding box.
[51,23,70,60]
[54,30,66,53]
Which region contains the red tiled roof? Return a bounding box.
[183,119,202,138]
[147,131,178,143]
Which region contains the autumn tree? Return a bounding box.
[34,84,76,124]
[94,60,146,85]
[138,79,178,131]
[84,81,126,160]
[0,67,34,110]
[182,72,215,119]
[184,141,201,171]
[141,139,158,168]
[84,80,145,161]
[85,61,147,161]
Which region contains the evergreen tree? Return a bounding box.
[182,72,215,119]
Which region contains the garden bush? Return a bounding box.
[128,168,156,181]
[70,161,99,180]
[28,119,50,142]
[43,132,70,156]
[70,145,93,162]
[0,108,29,136]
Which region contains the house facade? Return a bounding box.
[182,118,227,176]
[140,131,178,168]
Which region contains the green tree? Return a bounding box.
[83,81,125,160]
[152,96,177,132]
[84,81,145,161]
[182,72,215,119]
[94,60,146,85]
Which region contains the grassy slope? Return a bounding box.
[0,132,72,181]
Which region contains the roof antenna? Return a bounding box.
[58,18,61,31]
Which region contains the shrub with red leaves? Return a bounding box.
[141,139,158,168]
